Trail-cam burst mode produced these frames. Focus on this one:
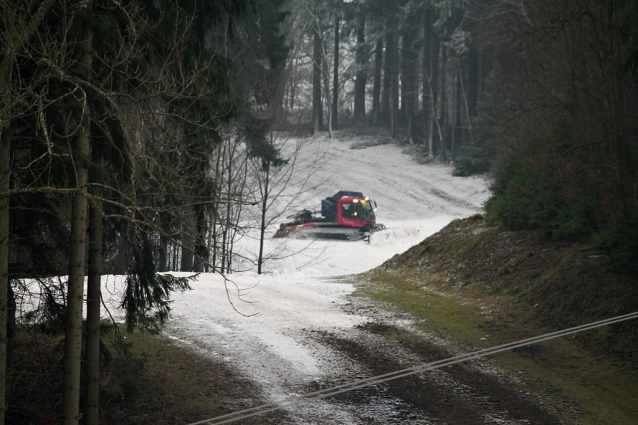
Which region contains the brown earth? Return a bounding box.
[11,216,638,424]
[114,216,638,424]
[378,214,638,365]
[324,215,638,424]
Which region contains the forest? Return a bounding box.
[0,0,636,423]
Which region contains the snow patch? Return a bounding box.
[155,135,490,422]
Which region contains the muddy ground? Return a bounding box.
[107,216,638,424]
[173,289,579,425]
[292,294,574,425]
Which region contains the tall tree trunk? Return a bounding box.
[257,166,269,275]
[223,149,233,273]
[226,154,247,275]
[63,100,90,423]
[429,28,440,159]
[1,3,57,421]
[390,22,399,136]
[206,211,214,273]
[422,6,431,147]
[390,77,396,137]
[63,4,92,422]
[83,198,102,425]
[332,15,339,131]
[210,148,222,271]
[381,22,394,124]
[453,63,464,158]
[158,212,168,272]
[468,46,479,119]
[457,58,474,146]
[219,142,228,274]
[354,14,367,125]
[0,129,9,425]
[180,207,195,272]
[400,33,408,125]
[439,46,448,161]
[372,37,383,126]
[312,28,323,134]
[193,204,207,273]
[401,22,417,143]
[0,50,9,425]
[172,241,178,270]
[288,57,298,111]
[322,37,333,139]
[451,71,457,160]
[158,233,167,272]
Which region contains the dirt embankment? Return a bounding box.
[327,215,638,425]
[19,216,633,425]
[379,215,638,367]
[100,218,637,425]
[140,218,637,425]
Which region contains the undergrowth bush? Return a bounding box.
[453,145,490,176]
[7,325,147,424]
[486,152,596,242]
[591,219,638,276]
[486,126,638,274]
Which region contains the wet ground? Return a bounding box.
[181,290,575,425]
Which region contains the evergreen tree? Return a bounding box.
[0,0,289,422]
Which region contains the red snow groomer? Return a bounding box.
[274,191,386,241]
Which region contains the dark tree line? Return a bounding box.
[0,0,288,423]
[478,0,638,267]
[285,0,484,163]
[284,0,637,269]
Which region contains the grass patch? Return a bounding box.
[6,326,278,424]
[102,327,277,424]
[357,270,638,425]
[360,272,495,343]
[104,329,223,422]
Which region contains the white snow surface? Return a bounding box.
[110,131,492,423]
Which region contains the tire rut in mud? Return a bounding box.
[310,323,562,424]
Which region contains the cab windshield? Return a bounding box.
[341,199,376,221]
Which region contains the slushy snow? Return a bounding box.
[100,131,491,423]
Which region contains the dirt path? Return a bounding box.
[294,293,564,425]
[177,282,567,425]
[167,135,535,424]
[309,321,560,424]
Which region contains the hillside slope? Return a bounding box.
[379,215,638,367]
